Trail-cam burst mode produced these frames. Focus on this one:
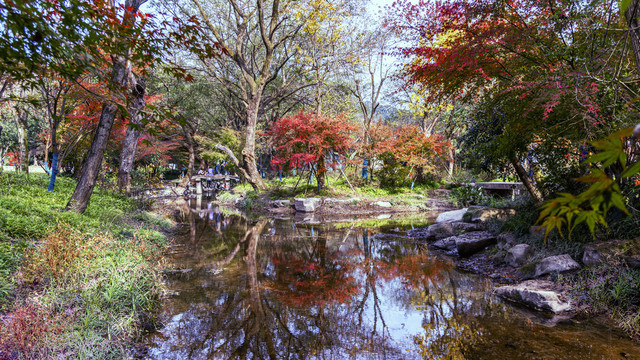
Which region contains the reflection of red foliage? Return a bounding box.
[370,252,452,290]
[270,252,360,307]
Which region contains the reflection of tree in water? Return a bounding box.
[357,229,489,360]
[150,216,493,359]
[269,231,360,307]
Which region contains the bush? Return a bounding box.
[377,154,411,189]
[449,185,486,207]
[0,301,70,359]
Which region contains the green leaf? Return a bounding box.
[622,160,640,178]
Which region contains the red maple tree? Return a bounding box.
[266,112,357,189]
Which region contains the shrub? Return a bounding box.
[449,185,485,207]
[0,302,69,359]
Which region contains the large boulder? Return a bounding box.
[424,222,482,241]
[534,254,580,277]
[494,280,572,314]
[582,245,604,267]
[505,244,532,267]
[272,200,291,208]
[454,231,497,257]
[497,232,517,250]
[435,208,468,223]
[580,240,640,269]
[467,206,516,223]
[294,198,322,212]
[432,237,457,251]
[371,201,392,208]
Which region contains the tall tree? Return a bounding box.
[117,76,146,194]
[184,0,316,190]
[66,0,149,212]
[349,27,393,144]
[37,76,86,191]
[387,0,635,202]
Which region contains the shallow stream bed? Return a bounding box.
[145,202,640,359]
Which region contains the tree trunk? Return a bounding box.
[187,138,195,180]
[510,156,543,204]
[242,97,266,191]
[66,100,122,212]
[316,155,326,190]
[66,0,145,213]
[625,1,640,76]
[66,63,129,212]
[15,108,29,174]
[117,78,146,195]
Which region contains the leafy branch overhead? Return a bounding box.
[537,127,640,239]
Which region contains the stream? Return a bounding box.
[145,199,640,359]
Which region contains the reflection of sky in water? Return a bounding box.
[146,212,640,360]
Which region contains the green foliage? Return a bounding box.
[0,173,136,241]
[196,127,243,169]
[134,211,175,231]
[241,191,261,212]
[2,229,164,359]
[377,153,411,189]
[0,241,26,307]
[449,185,485,207]
[537,127,637,240]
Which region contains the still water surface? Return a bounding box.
[146,202,640,359]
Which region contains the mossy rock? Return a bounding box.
[518,260,539,278]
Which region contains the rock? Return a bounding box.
[272,200,291,208]
[582,245,604,267]
[454,231,497,257]
[435,208,468,223]
[467,206,516,223]
[294,198,322,212]
[579,239,640,269]
[423,222,482,241]
[534,254,580,277]
[494,280,572,314]
[505,244,532,267]
[294,212,321,224]
[371,201,392,208]
[497,232,517,250]
[432,237,457,251]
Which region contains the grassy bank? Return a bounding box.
[0,173,173,359]
[216,175,446,214]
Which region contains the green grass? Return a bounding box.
[250,174,440,200]
[561,265,640,340]
[0,173,170,359]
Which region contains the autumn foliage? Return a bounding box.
[357,121,451,184]
[270,251,360,307]
[266,112,357,187]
